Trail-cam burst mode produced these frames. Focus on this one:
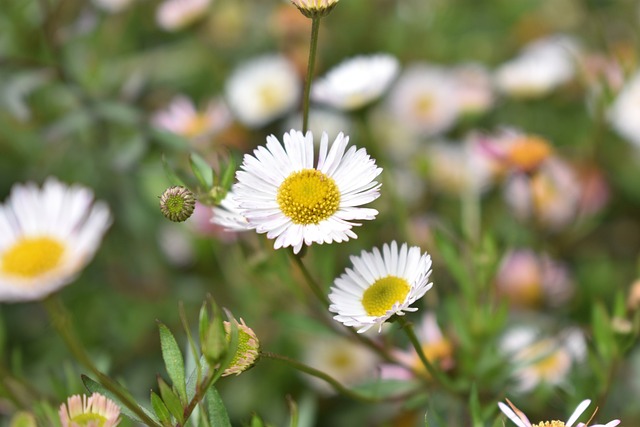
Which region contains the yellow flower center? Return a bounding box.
[1,237,65,279]
[71,413,108,426]
[413,94,434,117]
[506,136,552,172]
[532,421,565,427]
[258,84,283,111]
[276,169,340,225]
[361,275,411,316]
[183,114,212,138]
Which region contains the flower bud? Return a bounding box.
[290,0,339,18]
[159,186,196,222]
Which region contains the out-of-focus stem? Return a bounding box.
[302,17,321,133]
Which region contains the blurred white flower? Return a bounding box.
[452,63,495,114]
[0,178,111,302]
[226,55,301,128]
[152,96,231,143]
[495,35,579,99]
[609,71,640,149]
[386,64,459,136]
[92,0,133,13]
[500,326,586,392]
[303,336,378,394]
[329,241,433,333]
[232,130,381,253]
[156,0,211,31]
[311,54,399,111]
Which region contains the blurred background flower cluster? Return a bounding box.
[1,0,640,425]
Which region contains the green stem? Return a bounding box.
[397,317,459,394]
[302,17,321,133]
[289,250,330,307]
[261,351,381,402]
[43,296,162,427]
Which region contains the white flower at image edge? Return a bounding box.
[232,129,382,254]
[498,399,620,427]
[609,71,640,149]
[329,241,433,333]
[0,178,111,301]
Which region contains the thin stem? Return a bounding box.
[302,17,321,133]
[43,296,162,427]
[289,251,330,307]
[397,317,459,394]
[261,351,381,402]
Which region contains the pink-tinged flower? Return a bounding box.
[152,96,231,144]
[498,398,620,427]
[380,313,454,380]
[575,164,609,218]
[500,326,586,392]
[504,157,581,231]
[452,63,495,115]
[59,393,121,427]
[495,249,574,308]
[156,0,211,31]
[0,178,111,302]
[386,64,459,136]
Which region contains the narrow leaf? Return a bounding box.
[158,377,185,424]
[158,322,187,403]
[190,152,214,189]
[150,391,172,425]
[206,386,231,427]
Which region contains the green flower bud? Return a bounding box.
[159,186,196,222]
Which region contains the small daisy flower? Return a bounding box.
[495,35,579,99]
[233,129,382,254]
[221,318,260,376]
[152,96,231,143]
[0,178,111,302]
[92,0,133,13]
[311,54,400,111]
[156,0,211,32]
[609,71,640,149]
[329,241,433,333]
[225,54,301,128]
[498,398,620,427]
[386,64,459,136]
[59,392,121,427]
[291,0,339,18]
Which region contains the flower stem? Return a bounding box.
[290,250,330,307]
[397,316,459,393]
[302,17,321,133]
[43,296,162,427]
[261,351,381,402]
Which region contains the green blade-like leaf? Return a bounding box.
[158,322,187,404]
[433,230,474,299]
[220,156,236,190]
[205,386,231,427]
[469,383,483,427]
[158,377,185,425]
[150,391,173,426]
[190,152,214,189]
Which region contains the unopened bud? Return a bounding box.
[160,186,196,222]
[291,0,339,18]
[222,318,260,376]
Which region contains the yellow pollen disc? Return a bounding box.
[276,169,340,225]
[1,237,65,279]
[507,136,552,172]
[362,275,411,316]
[533,421,565,427]
[259,85,283,110]
[183,114,212,138]
[71,413,108,426]
[414,94,434,116]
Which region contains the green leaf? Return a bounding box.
[158,322,187,404]
[592,303,615,361]
[162,154,186,187]
[250,413,265,427]
[286,396,298,427]
[158,377,185,425]
[220,156,236,190]
[9,411,37,427]
[190,152,214,189]
[150,391,173,426]
[433,230,474,299]
[468,384,484,427]
[205,386,231,427]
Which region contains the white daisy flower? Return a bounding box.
[329,241,433,333]
[498,398,620,427]
[59,393,121,427]
[495,35,579,99]
[92,0,133,13]
[232,129,381,253]
[225,54,301,128]
[311,54,399,111]
[156,0,211,32]
[0,178,111,302]
[152,96,231,143]
[386,64,459,136]
[210,191,251,232]
[609,71,640,149]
